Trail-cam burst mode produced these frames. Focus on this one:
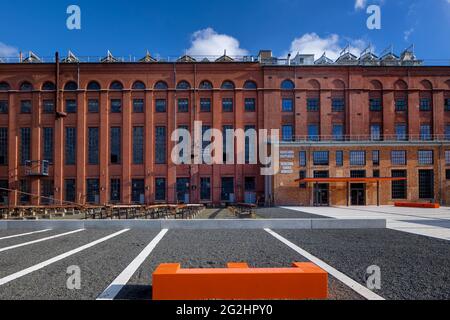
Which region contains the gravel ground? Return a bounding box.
[0,229,159,300]
[276,229,450,300]
[256,207,328,219]
[116,229,363,300]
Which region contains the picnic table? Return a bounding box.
[229,203,257,218]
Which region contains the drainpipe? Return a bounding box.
[55,52,60,113]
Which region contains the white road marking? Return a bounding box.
[0,229,130,286]
[0,229,85,253]
[0,229,52,241]
[265,228,385,301]
[97,229,169,300]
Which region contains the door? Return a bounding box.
[176,178,190,204]
[314,184,329,206]
[351,183,366,206]
[418,170,434,200]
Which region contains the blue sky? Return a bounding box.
[0,0,449,62]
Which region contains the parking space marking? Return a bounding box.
[97,229,169,300]
[0,229,130,286]
[0,229,52,241]
[0,229,85,253]
[265,228,385,301]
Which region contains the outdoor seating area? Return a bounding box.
[228,203,258,218]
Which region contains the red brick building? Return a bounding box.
[0,50,449,207]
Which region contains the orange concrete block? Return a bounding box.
[395,202,440,209]
[152,262,328,301]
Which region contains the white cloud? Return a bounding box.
[286,33,368,61]
[0,42,18,57]
[403,28,415,41]
[355,0,367,10]
[186,28,248,57]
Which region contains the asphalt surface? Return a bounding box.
[277,229,450,300]
[0,227,448,300]
[255,207,328,219]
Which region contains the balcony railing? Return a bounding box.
[279,134,450,143]
[24,160,50,177]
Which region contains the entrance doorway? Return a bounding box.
[176,178,190,204]
[313,184,329,206]
[350,183,366,206]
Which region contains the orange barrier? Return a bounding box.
[395,202,440,209]
[152,262,328,300]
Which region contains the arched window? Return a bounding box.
[199,80,213,90]
[64,81,78,91]
[281,79,295,90]
[20,81,33,91]
[42,82,56,91]
[221,80,235,90]
[243,80,257,89]
[132,81,146,90]
[176,80,191,90]
[87,81,101,91]
[154,81,168,90]
[0,82,11,91]
[109,81,124,90]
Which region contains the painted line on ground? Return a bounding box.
[265,228,385,301]
[0,229,52,241]
[96,229,169,300]
[0,229,130,286]
[0,229,85,253]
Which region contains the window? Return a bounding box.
[0,82,10,91]
[245,125,256,164]
[132,179,145,204]
[200,98,211,112]
[332,124,344,141]
[307,98,319,111]
[445,99,450,112]
[0,100,8,114]
[281,80,295,90]
[221,81,235,90]
[395,124,408,141]
[132,81,146,90]
[88,127,99,165]
[391,151,407,166]
[392,170,407,199]
[177,81,191,90]
[0,128,7,165]
[350,151,366,166]
[373,170,380,178]
[42,82,55,91]
[420,124,432,141]
[202,125,211,157]
[332,98,345,112]
[350,170,366,178]
[282,125,293,141]
[418,150,433,165]
[64,81,78,91]
[307,124,319,141]
[298,171,307,188]
[87,81,101,91]
[133,127,144,164]
[20,128,31,165]
[0,180,8,205]
[446,150,450,165]
[446,169,450,180]
[244,81,257,89]
[65,99,77,113]
[111,99,122,113]
[65,179,76,203]
[21,100,32,113]
[20,82,33,91]
[222,98,233,112]
[86,179,100,204]
[43,128,53,163]
[420,98,431,111]
[200,177,211,200]
[245,98,256,112]
[133,99,144,113]
[395,99,407,111]
[40,180,54,205]
[65,127,76,165]
[155,99,167,112]
[313,151,329,166]
[222,125,233,163]
[154,81,168,90]
[20,180,30,204]
[178,99,189,112]
[445,125,450,140]
[371,124,382,141]
[155,178,166,201]
[110,179,121,203]
[221,177,234,201]
[199,81,213,90]
[110,127,121,164]
[43,100,54,113]
[282,98,293,112]
[245,177,256,192]
[418,170,434,199]
[314,171,329,178]
[88,99,99,113]
[372,150,380,166]
[110,81,123,90]
[369,98,382,111]
[299,151,307,167]
[336,151,343,167]
[155,126,167,164]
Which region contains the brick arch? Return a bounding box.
[0,81,11,91]
[394,79,408,90]
[331,79,346,89]
[420,79,433,90]
[369,80,383,90]
[86,80,102,91]
[444,79,450,89]
[305,79,320,90]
